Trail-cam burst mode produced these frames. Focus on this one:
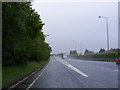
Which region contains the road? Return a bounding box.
[15,56,119,89]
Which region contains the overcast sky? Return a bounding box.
[32,0,118,54]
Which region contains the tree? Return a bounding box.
[99,48,105,53]
[84,49,94,55]
[2,2,51,66]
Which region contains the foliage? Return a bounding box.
[99,48,105,53]
[69,50,77,56]
[2,60,48,87]
[84,49,94,55]
[78,48,120,58]
[2,2,51,66]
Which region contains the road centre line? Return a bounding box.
[56,58,88,77]
[26,65,48,90]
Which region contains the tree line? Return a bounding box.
[69,48,120,58]
[2,2,51,66]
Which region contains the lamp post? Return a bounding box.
[80,40,85,55]
[98,16,109,51]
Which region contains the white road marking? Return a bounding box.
[56,58,88,77]
[8,66,44,90]
[26,65,48,90]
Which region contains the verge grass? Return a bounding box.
[2,60,48,87]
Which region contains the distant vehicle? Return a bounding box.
[62,53,67,59]
[115,57,120,64]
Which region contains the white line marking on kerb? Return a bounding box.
[8,66,44,90]
[57,58,88,77]
[26,65,48,90]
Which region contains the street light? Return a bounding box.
[98,15,109,51]
[80,40,85,55]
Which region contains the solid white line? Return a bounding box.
[57,58,88,77]
[8,66,43,90]
[26,65,48,90]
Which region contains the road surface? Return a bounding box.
[15,56,119,89]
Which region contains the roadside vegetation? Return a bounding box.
[2,2,51,87]
[78,48,120,58]
[3,61,48,87]
[69,48,120,61]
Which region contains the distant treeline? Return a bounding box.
[2,2,51,66]
[70,49,120,58]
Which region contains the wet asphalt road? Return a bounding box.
[16,56,119,89]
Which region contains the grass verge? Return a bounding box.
[2,60,48,87]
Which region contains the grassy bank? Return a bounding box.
[2,60,48,87]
